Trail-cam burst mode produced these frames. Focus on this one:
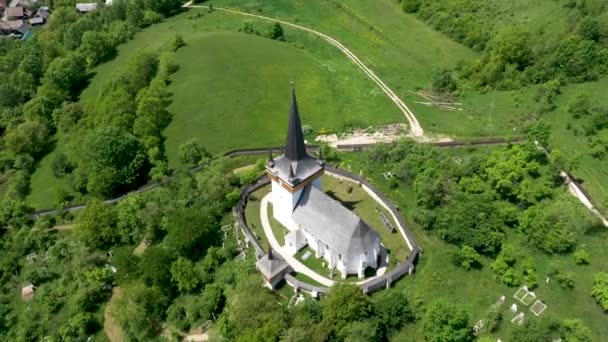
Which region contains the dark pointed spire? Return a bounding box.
[268,245,274,259]
[267,149,275,167]
[288,164,295,181]
[317,147,325,166]
[284,82,307,161]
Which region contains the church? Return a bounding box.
[265,85,380,279]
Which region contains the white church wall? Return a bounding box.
[271,180,302,231]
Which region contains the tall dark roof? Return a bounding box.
[266,84,324,186]
[284,84,307,161]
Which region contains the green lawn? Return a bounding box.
[341,149,608,341]
[79,8,402,162]
[211,0,540,138]
[544,77,608,216]
[266,204,286,246]
[243,185,270,248]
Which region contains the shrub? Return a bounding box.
[574,249,590,265]
[592,272,608,311]
[402,0,421,13]
[501,268,521,287]
[169,34,186,52]
[556,271,575,289]
[485,309,502,333]
[432,69,457,93]
[52,153,73,178]
[457,245,482,270]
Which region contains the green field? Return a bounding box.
[545,78,608,216]
[342,149,608,340]
[163,30,401,159]
[78,8,403,159]
[211,0,541,137]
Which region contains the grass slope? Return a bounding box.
[164,30,400,159]
[212,0,540,137]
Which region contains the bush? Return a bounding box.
[574,249,590,265]
[456,245,482,270]
[402,0,421,13]
[169,34,186,52]
[592,272,608,311]
[52,153,73,178]
[501,268,521,287]
[432,69,457,93]
[268,22,285,41]
[555,271,575,289]
[485,309,502,333]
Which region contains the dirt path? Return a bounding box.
[185,3,424,138]
[103,287,124,342]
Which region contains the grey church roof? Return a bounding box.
[256,248,290,279]
[267,84,323,186]
[292,185,378,258]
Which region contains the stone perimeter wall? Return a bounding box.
[235,167,420,295]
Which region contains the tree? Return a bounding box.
[144,0,182,16]
[423,298,472,342]
[402,0,421,13]
[592,272,608,311]
[489,26,533,69]
[322,284,371,333]
[372,290,411,338]
[75,199,118,249]
[170,257,200,293]
[574,249,590,265]
[43,53,87,95]
[456,245,482,270]
[113,283,169,341]
[432,69,457,93]
[73,126,148,197]
[163,206,219,259]
[53,102,85,133]
[561,319,593,342]
[510,319,560,342]
[339,321,381,342]
[519,201,578,254]
[5,119,50,157]
[578,16,600,42]
[220,275,286,340]
[178,138,210,167]
[268,23,285,41]
[80,31,116,67]
[139,246,175,291]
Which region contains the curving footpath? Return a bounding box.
[184,3,424,138]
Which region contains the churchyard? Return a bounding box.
[2,0,608,340]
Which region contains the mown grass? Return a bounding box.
[342,149,608,341]
[211,0,541,138]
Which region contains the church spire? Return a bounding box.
[267,149,275,167]
[284,82,307,161]
[288,164,295,181]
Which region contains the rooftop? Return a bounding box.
[256,248,290,280]
[5,6,23,18]
[292,185,379,258]
[266,85,323,187]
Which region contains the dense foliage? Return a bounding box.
[0,0,184,225]
[402,0,608,90]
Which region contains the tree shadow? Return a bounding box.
[324,190,361,211]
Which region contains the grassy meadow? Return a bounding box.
[341,149,608,341]
[212,0,541,137]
